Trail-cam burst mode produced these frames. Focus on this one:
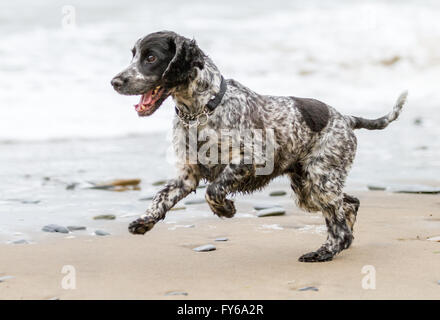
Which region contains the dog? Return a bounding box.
[111,31,407,262]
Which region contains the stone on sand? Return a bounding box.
[67,226,87,231]
[193,244,216,252]
[11,239,30,244]
[256,207,286,217]
[152,179,167,186]
[165,291,188,296]
[368,184,440,194]
[93,214,116,220]
[298,286,319,292]
[88,179,141,191]
[42,224,69,234]
[269,190,287,196]
[95,230,110,236]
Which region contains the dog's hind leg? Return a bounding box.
[129,164,200,235]
[295,126,357,262]
[342,193,360,234]
[298,196,354,262]
[289,167,354,262]
[205,163,254,218]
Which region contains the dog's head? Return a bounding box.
[111,31,205,116]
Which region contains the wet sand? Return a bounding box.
[1,190,439,300]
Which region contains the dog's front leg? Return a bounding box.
[129,165,199,234]
[205,163,253,218]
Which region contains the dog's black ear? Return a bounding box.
[162,35,205,88]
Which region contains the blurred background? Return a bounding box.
[0,0,439,235]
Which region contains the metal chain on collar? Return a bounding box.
[175,76,227,128]
[175,106,212,128]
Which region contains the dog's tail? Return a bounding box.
[346,91,408,130]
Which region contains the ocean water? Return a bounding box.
[0,0,439,237]
[1,0,439,141]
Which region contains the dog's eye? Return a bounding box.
[146,55,157,63]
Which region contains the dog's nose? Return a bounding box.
[111,76,127,89]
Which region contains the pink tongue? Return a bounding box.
[142,92,154,104]
[135,91,154,112]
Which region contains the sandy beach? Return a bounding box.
[1,190,439,300]
[1,0,440,302]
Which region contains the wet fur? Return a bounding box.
[112,31,407,262]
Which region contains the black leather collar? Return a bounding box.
[205,76,227,112]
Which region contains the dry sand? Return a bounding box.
[1,191,439,300]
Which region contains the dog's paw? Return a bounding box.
[298,247,334,263]
[209,199,236,218]
[128,216,156,235]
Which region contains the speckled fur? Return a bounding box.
[115,31,407,262]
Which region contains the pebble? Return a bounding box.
[87,185,114,190]
[413,117,423,126]
[67,226,87,231]
[109,179,141,187]
[165,291,188,296]
[7,199,41,204]
[0,276,15,283]
[193,244,216,252]
[368,184,440,194]
[253,203,282,210]
[256,207,286,217]
[95,179,141,187]
[427,236,440,242]
[394,186,440,194]
[184,199,206,205]
[93,214,116,220]
[298,286,319,292]
[380,55,401,66]
[269,190,287,197]
[152,179,167,186]
[88,179,141,191]
[66,183,78,190]
[42,224,69,234]
[214,237,228,242]
[21,200,41,204]
[11,239,29,244]
[95,230,110,236]
[367,185,386,191]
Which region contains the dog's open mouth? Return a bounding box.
[134,86,169,116]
